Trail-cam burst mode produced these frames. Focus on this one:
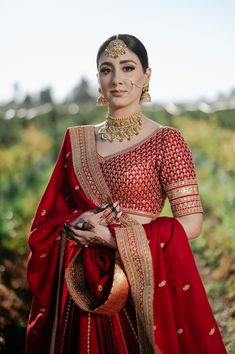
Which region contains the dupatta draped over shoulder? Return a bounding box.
[26,126,226,354]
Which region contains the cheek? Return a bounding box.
[98,80,108,93]
[99,76,111,90]
[128,71,145,86]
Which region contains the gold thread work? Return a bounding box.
[115,225,155,353]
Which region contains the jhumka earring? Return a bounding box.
[96,87,107,106]
[140,83,151,102]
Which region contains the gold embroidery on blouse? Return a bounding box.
[164,179,198,191]
[170,195,203,217]
[121,207,159,219]
[170,195,201,206]
[165,179,203,216]
[115,225,155,354]
[172,200,203,214]
[167,185,199,200]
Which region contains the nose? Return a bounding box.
[111,69,123,86]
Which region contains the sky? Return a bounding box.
[1,0,235,104]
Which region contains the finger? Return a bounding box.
[70,228,99,245]
[86,202,120,224]
[73,221,94,231]
[93,204,109,214]
[69,227,92,236]
[104,214,116,224]
[106,209,122,224]
[103,203,119,217]
[116,211,122,221]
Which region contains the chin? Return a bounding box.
[109,98,139,110]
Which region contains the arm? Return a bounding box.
[158,127,204,233]
[176,213,203,239]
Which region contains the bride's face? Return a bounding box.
[97,48,151,109]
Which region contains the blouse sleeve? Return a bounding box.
[159,127,203,217]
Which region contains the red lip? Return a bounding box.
[110,90,127,96]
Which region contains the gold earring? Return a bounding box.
[96,87,107,106]
[140,83,151,103]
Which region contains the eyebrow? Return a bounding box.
[99,59,137,67]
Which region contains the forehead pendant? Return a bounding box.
[105,37,128,58]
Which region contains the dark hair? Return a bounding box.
[96,34,149,72]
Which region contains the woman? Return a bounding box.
[26,34,226,353]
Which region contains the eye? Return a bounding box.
[123,65,135,72]
[99,67,111,75]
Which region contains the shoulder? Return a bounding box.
[67,124,95,132]
[159,126,189,146]
[161,126,184,138]
[155,126,193,159]
[66,124,96,137]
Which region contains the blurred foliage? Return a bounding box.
[181,108,235,130]
[0,125,53,253]
[0,103,235,352]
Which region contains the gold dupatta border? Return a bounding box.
[65,251,129,315]
[69,126,112,206]
[115,225,156,354]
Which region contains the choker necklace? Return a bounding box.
[98,111,143,142]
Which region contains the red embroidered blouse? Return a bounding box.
[98,126,203,218]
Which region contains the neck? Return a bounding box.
[108,103,141,118]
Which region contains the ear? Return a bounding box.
[144,67,152,84]
[96,72,101,85]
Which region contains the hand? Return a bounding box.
[68,223,117,249]
[63,201,121,248]
[71,201,122,228]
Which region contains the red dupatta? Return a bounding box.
[27,126,226,354]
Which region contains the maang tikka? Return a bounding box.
[104,34,128,59]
